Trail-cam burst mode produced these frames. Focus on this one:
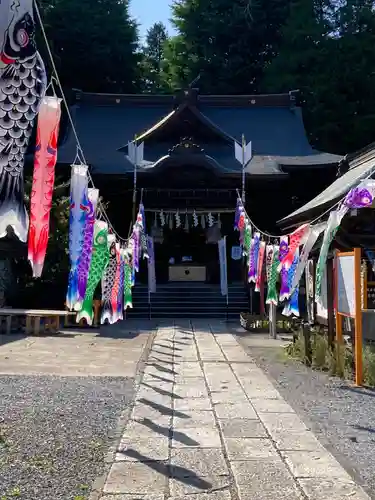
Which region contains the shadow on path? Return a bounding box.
[137,398,189,419]
[120,449,213,490]
[138,418,199,446]
[142,382,183,399]
[146,373,174,384]
[147,363,177,375]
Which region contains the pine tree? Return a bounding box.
[38,0,141,93]
[162,0,293,94]
[263,0,375,153]
[140,22,169,92]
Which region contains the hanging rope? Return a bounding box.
[34,0,130,242]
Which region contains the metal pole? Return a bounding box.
[269,303,277,339]
[241,134,246,204]
[132,136,137,223]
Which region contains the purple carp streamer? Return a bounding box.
[282,249,299,317]
[76,221,109,325]
[74,188,99,311]
[279,236,289,301]
[344,180,375,208]
[116,249,125,321]
[66,164,89,310]
[248,232,260,283]
[0,0,47,241]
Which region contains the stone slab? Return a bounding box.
[122,420,168,440]
[104,461,167,494]
[174,376,206,386]
[273,429,324,452]
[214,402,257,419]
[252,398,295,413]
[174,384,209,399]
[172,427,222,448]
[170,448,228,477]
[174,398,212,411]
[239,385,282,400]
[169,476,230,497]
[298,478,371,500]
[135,390,173,408]
[116,436,169,461]
[224,437,278,460]
[232,460,303,500]
[210,390,249,404]
[218,418,266,438]
[259,413,309,435]
[282,450,353,480]
[168,493,231,500]
[131,403,172,425]
[101,495,164,500]
[173,410,216,429]
[175,362,204,378]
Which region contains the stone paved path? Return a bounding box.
[99,321,370,500]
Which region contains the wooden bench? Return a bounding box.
[0,309,76,335]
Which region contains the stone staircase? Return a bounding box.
[125,282,249,320]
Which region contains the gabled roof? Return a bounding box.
[279,143,375,228]
[57,89,342,175]
[117,102,236,148]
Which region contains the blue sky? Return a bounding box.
[130,0,175,40]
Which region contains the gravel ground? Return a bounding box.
[236,336,375,499]
[0,375,135,500]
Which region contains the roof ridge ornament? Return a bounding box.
[168,137,205,156]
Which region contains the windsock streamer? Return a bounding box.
[28,97,62,277]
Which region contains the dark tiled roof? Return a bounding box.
[57,91,341,175]
[279,146,375,227]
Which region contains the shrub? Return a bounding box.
[363,345,375,387]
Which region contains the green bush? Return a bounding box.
[285,331,354,380]
[363,345,375,387]
[312,334,329,369]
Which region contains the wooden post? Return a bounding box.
[326,257,335,348]
[26,316,32,335]
[5,315,11,335]
[361,259,368,310]
[64,303,70,327]
[34,317,41,335]
[93,300,101,327]
[354,247,363,386]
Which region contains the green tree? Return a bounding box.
[263,0,375,154]
[140,22,169,92]
[163,0,293,93]
[37,0,141,93]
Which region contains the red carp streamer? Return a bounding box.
[28,96,62,277]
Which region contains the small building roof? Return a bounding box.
[279,142,375,228]
[57,89,341,175]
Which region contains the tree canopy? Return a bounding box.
[35,0,375,154]
[140,22,169,92]
[162,0,294,93]
[38,0,141,93]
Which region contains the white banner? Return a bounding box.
[218,237,228,296]
[147,236,156,294]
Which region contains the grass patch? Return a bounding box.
[285,330,375,387]
[363,345,375,387]
[285,331,353,379]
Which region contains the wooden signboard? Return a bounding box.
[335,248,363,386]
